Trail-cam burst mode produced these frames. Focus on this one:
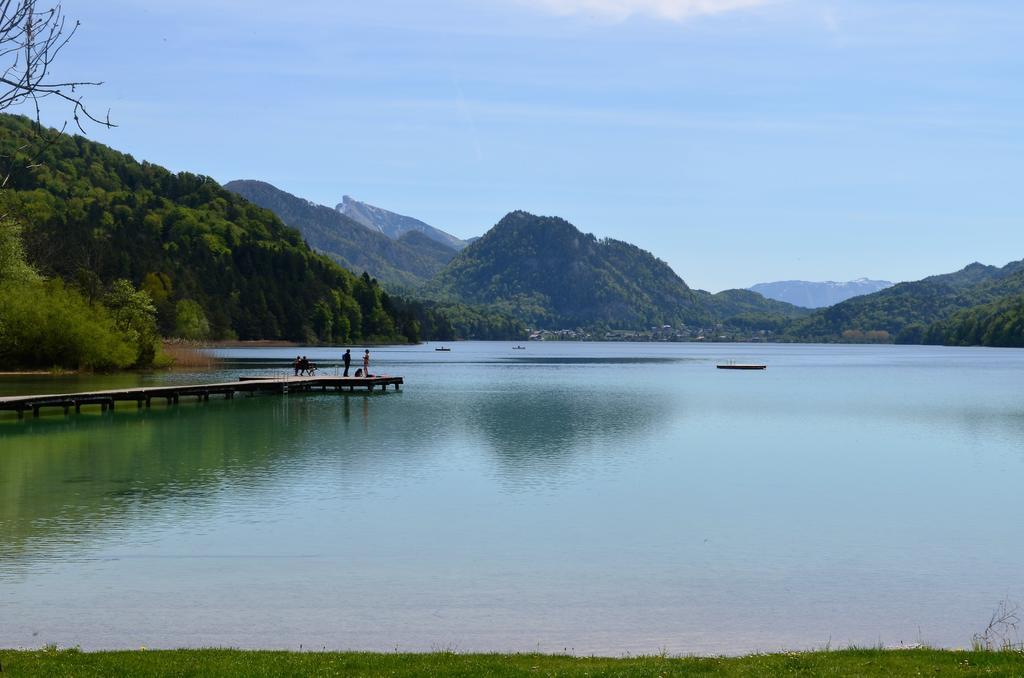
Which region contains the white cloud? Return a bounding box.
[517,0,770,22]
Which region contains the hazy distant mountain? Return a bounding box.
[429,210,809,329]
[224,180,457,289]
[750,279,894,308]
[337,195,469,251]
[787,261,1024,342]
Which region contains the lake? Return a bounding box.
[1,342,1022,655]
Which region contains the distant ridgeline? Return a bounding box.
[426,210,810,333]
[336,195,469,252]
[749,278,893,308]
[0,114,513,345]
[782,260,1024,346]
[6,112,1018,349]
[224,181,463,291]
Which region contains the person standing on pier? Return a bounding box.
[342,349,351,377]
[363,349,370,377]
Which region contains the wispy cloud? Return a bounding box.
[516,0,770,22]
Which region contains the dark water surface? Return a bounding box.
[1,342,1022,654]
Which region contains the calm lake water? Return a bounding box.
[1,342,1023,655]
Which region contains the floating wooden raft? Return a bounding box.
[716,364,767,370]
[0,375,403,420]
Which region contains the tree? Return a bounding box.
[0,0,110,128]
[1,1,113,192]
[174,299,211,341]
[104,279,159,366]
[0,216,38,283]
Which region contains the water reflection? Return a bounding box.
[3,344,1024,654]
[0,376,672,569]
[0,393,422,565]
[500,357,688,365]
[466,387,670,475]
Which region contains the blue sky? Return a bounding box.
[31,0,1024,291]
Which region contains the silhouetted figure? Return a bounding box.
[343,349,351,377]
[299,355,310,376]
[293,355,301,377]
[362,349,370,377]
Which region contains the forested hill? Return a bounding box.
[225,180,457,290]
[785,260,1024,343]
[428,210,809,330]
[0,114,417,343]
[921,293,1024,347]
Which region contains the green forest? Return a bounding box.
[0,115,521,369]
[917,294,1024,348]
[0,216,163,370]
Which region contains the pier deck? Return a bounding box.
[0,375,403,419]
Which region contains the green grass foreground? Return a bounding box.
[2,648,1024,677]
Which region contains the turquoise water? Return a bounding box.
[1,342,1022,654]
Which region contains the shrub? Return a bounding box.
[0,279,138,370]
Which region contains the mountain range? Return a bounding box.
[224,181,459,290]
[223,179,1024,346]
[336,195,469,251]
[750,278,893,308]
[11,112,1020,348]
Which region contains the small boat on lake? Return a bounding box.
[435,347,451,352]
[717,363,766,370]
[512,346,526,350]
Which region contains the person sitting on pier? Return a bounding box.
[306,361,318,376]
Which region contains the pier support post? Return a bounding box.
[32,405,40,418]
[75,402,81,413]
[64,404,70,415]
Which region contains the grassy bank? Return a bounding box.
[1,648,1023,677]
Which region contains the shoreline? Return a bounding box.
[2,647,1022,676]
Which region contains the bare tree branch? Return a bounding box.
[0,1,111,193]
[0,0,113,132]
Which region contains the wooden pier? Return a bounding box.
[0,375,403,420]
